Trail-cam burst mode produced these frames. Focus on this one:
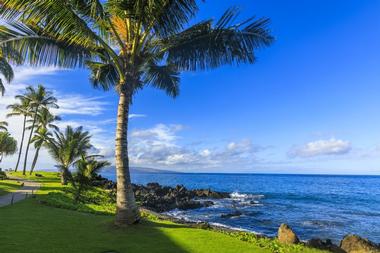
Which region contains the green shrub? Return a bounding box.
[0,171,7,180]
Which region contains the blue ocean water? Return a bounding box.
[102,172,380,243]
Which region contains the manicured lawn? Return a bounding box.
[0,172,326,253]
[0,179,22,196]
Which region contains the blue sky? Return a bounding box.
[1,0,380,174]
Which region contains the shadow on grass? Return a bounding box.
[0,199,190,253]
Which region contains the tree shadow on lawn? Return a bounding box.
[0,199,190,253]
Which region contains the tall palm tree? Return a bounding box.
[0,121,8,131]
[47,126,92,185]
[6,97,30,171]
[29,108,60,175]
[0,0,273,225]
[0,131,17,163]
[20,85,58,175]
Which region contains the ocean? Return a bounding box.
[101,171,380,243]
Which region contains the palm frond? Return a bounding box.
[159,8,274,71]
[143,63,180,97]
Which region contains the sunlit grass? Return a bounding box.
[0,171,327,253]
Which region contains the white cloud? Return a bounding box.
[53,95,108,116]
[12,66,64,83]
[129,114,146,119]
[128,124,264,170]
[288,138,352,158]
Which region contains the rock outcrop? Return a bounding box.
[307,238,345,253]
[340,235,380,253]
[92,175,229,212]
[277,223,300,244]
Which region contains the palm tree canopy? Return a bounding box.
[27,107,60,131]
[47,126,92,170]
[0,121,8,131]
[6,94,31,118]
[19,85,59,110]
[0,131,17,156]
[0,0,274,97]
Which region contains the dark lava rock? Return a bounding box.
[307,238,345,253]
[340,234,380,253]
[221,210,243,219]
[91,175,229,213]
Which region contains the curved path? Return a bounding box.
[0,179,41,207]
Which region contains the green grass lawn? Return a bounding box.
[0,171,326,253]
[0,179,22,196]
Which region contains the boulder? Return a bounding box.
[307,238,345,253]
[340,235,380,253]
[277,223,299,244]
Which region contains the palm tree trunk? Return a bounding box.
[23,106,39,175]
[29,146,40,175]
[114,88,140,226]
[61,168,69,185]
[14,115,27,172]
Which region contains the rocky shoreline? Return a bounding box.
[93,175,380,253]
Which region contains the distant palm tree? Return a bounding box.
[0,1,273,225]
[0,131,17,163]
[47,126,92,185]
[20,85,58,175]
[0,121,8,132]
[6,97,30,172]
[29,108,60,175]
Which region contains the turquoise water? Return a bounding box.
[102,172,380,243]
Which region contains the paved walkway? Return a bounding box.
[0,179,41,207]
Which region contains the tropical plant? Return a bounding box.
[0,0,273,225]
[0,121,8,132]
[0,50,14,96]
[19,85,58,175]
[29,108,60,175]
[0,131,17,163]
[6,97,30,171]
[46,126,92,185]
[72,155,110,203]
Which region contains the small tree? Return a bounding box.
[72,155,110,203]
[0,131,17,163]
[46,126,92,185]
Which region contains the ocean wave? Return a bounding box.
[230,192,264,199]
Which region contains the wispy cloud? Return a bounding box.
[288,138,352,158]
[53,95,108,116]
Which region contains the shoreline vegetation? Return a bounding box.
[1,171,379,253]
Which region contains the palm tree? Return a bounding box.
[0,1,273,225]
[0,121,8,132]
[6,97,30,172]
[73,155,110,203]
[20,85,58,175]
[47,126,92,185]
[29,108,60,175]
[0,131,17,163]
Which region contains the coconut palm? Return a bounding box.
[29,108,60,175]
[6,97,30,171]
[47,126,92,185]
[0,131,17,163]
[0,121,8,132]
[20,85,58,175]
[0,0,273,225]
